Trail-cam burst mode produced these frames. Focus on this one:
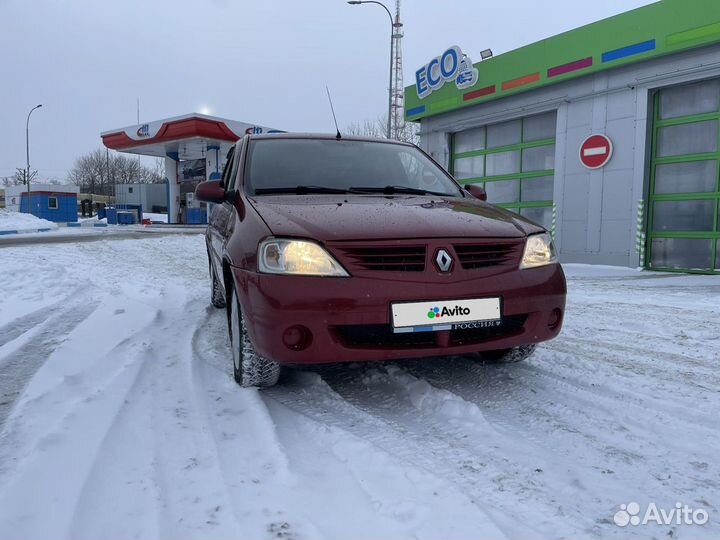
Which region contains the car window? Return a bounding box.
[245,139,462,196]
[229,139,245,191]
[220,146,235,189]
[397,148,450,193]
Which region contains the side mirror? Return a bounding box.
[195,180,228,203]
[465,184,487,202]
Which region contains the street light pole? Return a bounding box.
[26,104,43,215]
[348,0,393,139]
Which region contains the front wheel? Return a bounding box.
[229,288,281,388]
[478,344,537,364]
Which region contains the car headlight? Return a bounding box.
[258,239,349,277]
[520,233,558,269]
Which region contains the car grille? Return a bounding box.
[333,324,437,348]
[337,246,426,272]
[453,242,523,269]
[332,314,527,350]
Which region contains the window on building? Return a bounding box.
[128,187,134,194]
[451,111,557,230]
[48,196,58,210]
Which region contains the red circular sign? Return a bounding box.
[579,134,613,169]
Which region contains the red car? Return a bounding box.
[196,134,566,387]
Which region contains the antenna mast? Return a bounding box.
[389,0,404,140]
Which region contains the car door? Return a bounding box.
[207,144,238,280]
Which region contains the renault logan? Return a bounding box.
[196,134,566,387]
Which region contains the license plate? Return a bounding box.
[391,297,501,333]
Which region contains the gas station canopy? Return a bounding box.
[101,113,281,161]
[101,113,281,224]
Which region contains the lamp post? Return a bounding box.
[26,104,43,215]
[347,0,393,139]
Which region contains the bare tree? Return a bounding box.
[344,119,385,139]
[1,170,26,187]
[67,149,163,194]
[344,115,419,145]
[1,170,64,187]
[150,158,165,183]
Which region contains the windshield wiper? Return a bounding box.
[349,185,454,197]
[253,185,354,195]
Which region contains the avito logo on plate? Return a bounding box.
[427,305,471,319]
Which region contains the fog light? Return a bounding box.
[282,325,312,351]
[548,308,563,330]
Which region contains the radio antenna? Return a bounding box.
[325,86,342,139]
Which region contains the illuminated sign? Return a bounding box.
[244,126,287,135]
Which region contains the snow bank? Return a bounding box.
[143,212,168,223]
[0,209,58,232]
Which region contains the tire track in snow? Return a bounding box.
[64,339,163,540]
[0,300,100,432]
[264,388,507,540]
[401,354,655,464]
[551,335,719,374]
[539,341,719,432]
[264,370,548,540]
[142,302,246,539]
[559,312,720,369]
[0,296,71,348]
[0,321,158,539]
[401,353,640,454]
[399,351,719,514]
[190,307,325,540]
[52,301,244,540]
[313,363,650,540]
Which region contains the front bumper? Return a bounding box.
[232,264,566,365]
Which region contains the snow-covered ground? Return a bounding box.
[143,211,169,223]
[0,209,58,232]
[80,212,168,224]
[0,235,717,540]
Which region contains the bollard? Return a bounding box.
[635,199,646,270]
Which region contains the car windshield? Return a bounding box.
[246,138,463,197]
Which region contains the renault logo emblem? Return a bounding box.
[435,249,454,273]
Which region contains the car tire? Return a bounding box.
[210,268,226,309]
[229,287,281,388]
[479,344,537,364]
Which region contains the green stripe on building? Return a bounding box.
[405,0,720,121]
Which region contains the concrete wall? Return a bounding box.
[114,184,167,212]
[419,43,720,267]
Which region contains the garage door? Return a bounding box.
[648,79,720,273]
[451,111,557,230]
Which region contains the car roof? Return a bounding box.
[246,132,415,146]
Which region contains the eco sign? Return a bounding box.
[415,46,478,100]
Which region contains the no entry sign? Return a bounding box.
[580,134,613,169]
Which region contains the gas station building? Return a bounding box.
[101,113,281,224]
[406,0,720,274]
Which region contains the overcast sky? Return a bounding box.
[0,0,657,181]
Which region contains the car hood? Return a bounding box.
[248,194,543,241]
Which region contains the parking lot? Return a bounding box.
[0,235,717,539]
